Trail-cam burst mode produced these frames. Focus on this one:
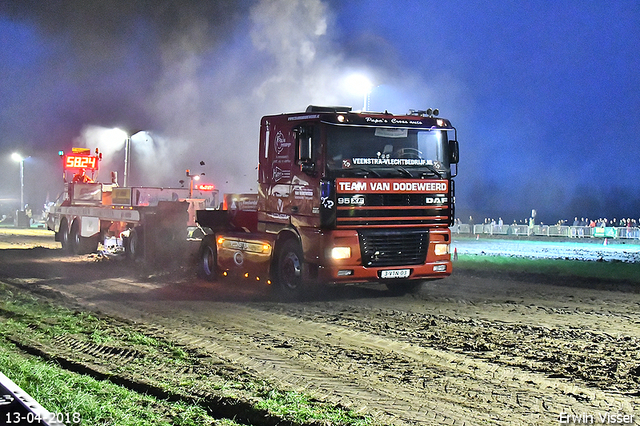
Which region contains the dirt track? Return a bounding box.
[0,237,639,425]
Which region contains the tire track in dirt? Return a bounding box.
[255,302,640,394]
[97,299,637,426]
[4,249,640,425]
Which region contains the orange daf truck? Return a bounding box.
[196,105,459,297]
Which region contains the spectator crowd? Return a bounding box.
[455,216,640,229]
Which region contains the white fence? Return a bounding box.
[451,224,640,240]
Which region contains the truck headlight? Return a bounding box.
[331,246,351,260]
[434,243,449,256]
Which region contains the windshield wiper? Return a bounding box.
[362,167,381,177]
[347,167,381,178]
[396,167,414,178]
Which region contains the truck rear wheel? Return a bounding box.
[198,235,217,281]
[275,239,305,300]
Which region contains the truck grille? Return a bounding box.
[366,194,426,206]
[337,207,448,227]
[359,229,429,267]
[335,194,450,227]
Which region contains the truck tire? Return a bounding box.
[59,219,70,253]
[275,239,305,300]
[198,235,217,281]
[125,227,144,261]
[385,280,423,296]
[69,220,98,255]
[69,220,82,254]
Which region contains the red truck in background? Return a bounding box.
[196,105,459,297]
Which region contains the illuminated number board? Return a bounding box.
[196,184,215,191]
[64,155,99,170]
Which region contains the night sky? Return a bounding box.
[1,0,638,225]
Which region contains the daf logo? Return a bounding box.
[426,197,448,204]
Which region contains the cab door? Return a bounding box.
[291,123,321,218]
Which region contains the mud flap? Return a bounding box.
[142,201,190,269]
[80,216,100,238]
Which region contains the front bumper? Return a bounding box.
[312,227,452,284]
[317,260,452,284]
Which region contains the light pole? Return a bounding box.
[186,169,205,198]
[109,128,145,187]
[11,153,25,211]
[123,130,146,187]
[124,134,131,187]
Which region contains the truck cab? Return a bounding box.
[198,106,459,297]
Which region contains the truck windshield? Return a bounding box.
[325,124,452,175]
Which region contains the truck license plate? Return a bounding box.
[380,269,410,279]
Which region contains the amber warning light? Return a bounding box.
[196,184,215,191]
[63,155,100,171]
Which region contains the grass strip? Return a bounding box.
[0,342,238,426]
[0,283,374,426]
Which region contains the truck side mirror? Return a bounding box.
[448,140,459,164]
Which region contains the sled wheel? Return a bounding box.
[59,219,71,253]
[69,220,98,255]
[125,227,144,261]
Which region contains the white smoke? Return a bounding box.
[135,0,352,193]
[76,0,453,194]
[74,126,125,183]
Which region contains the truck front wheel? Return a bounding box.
[275,239,305,299]
[198,235,217,281]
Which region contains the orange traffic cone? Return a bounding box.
[453,247,458,261]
